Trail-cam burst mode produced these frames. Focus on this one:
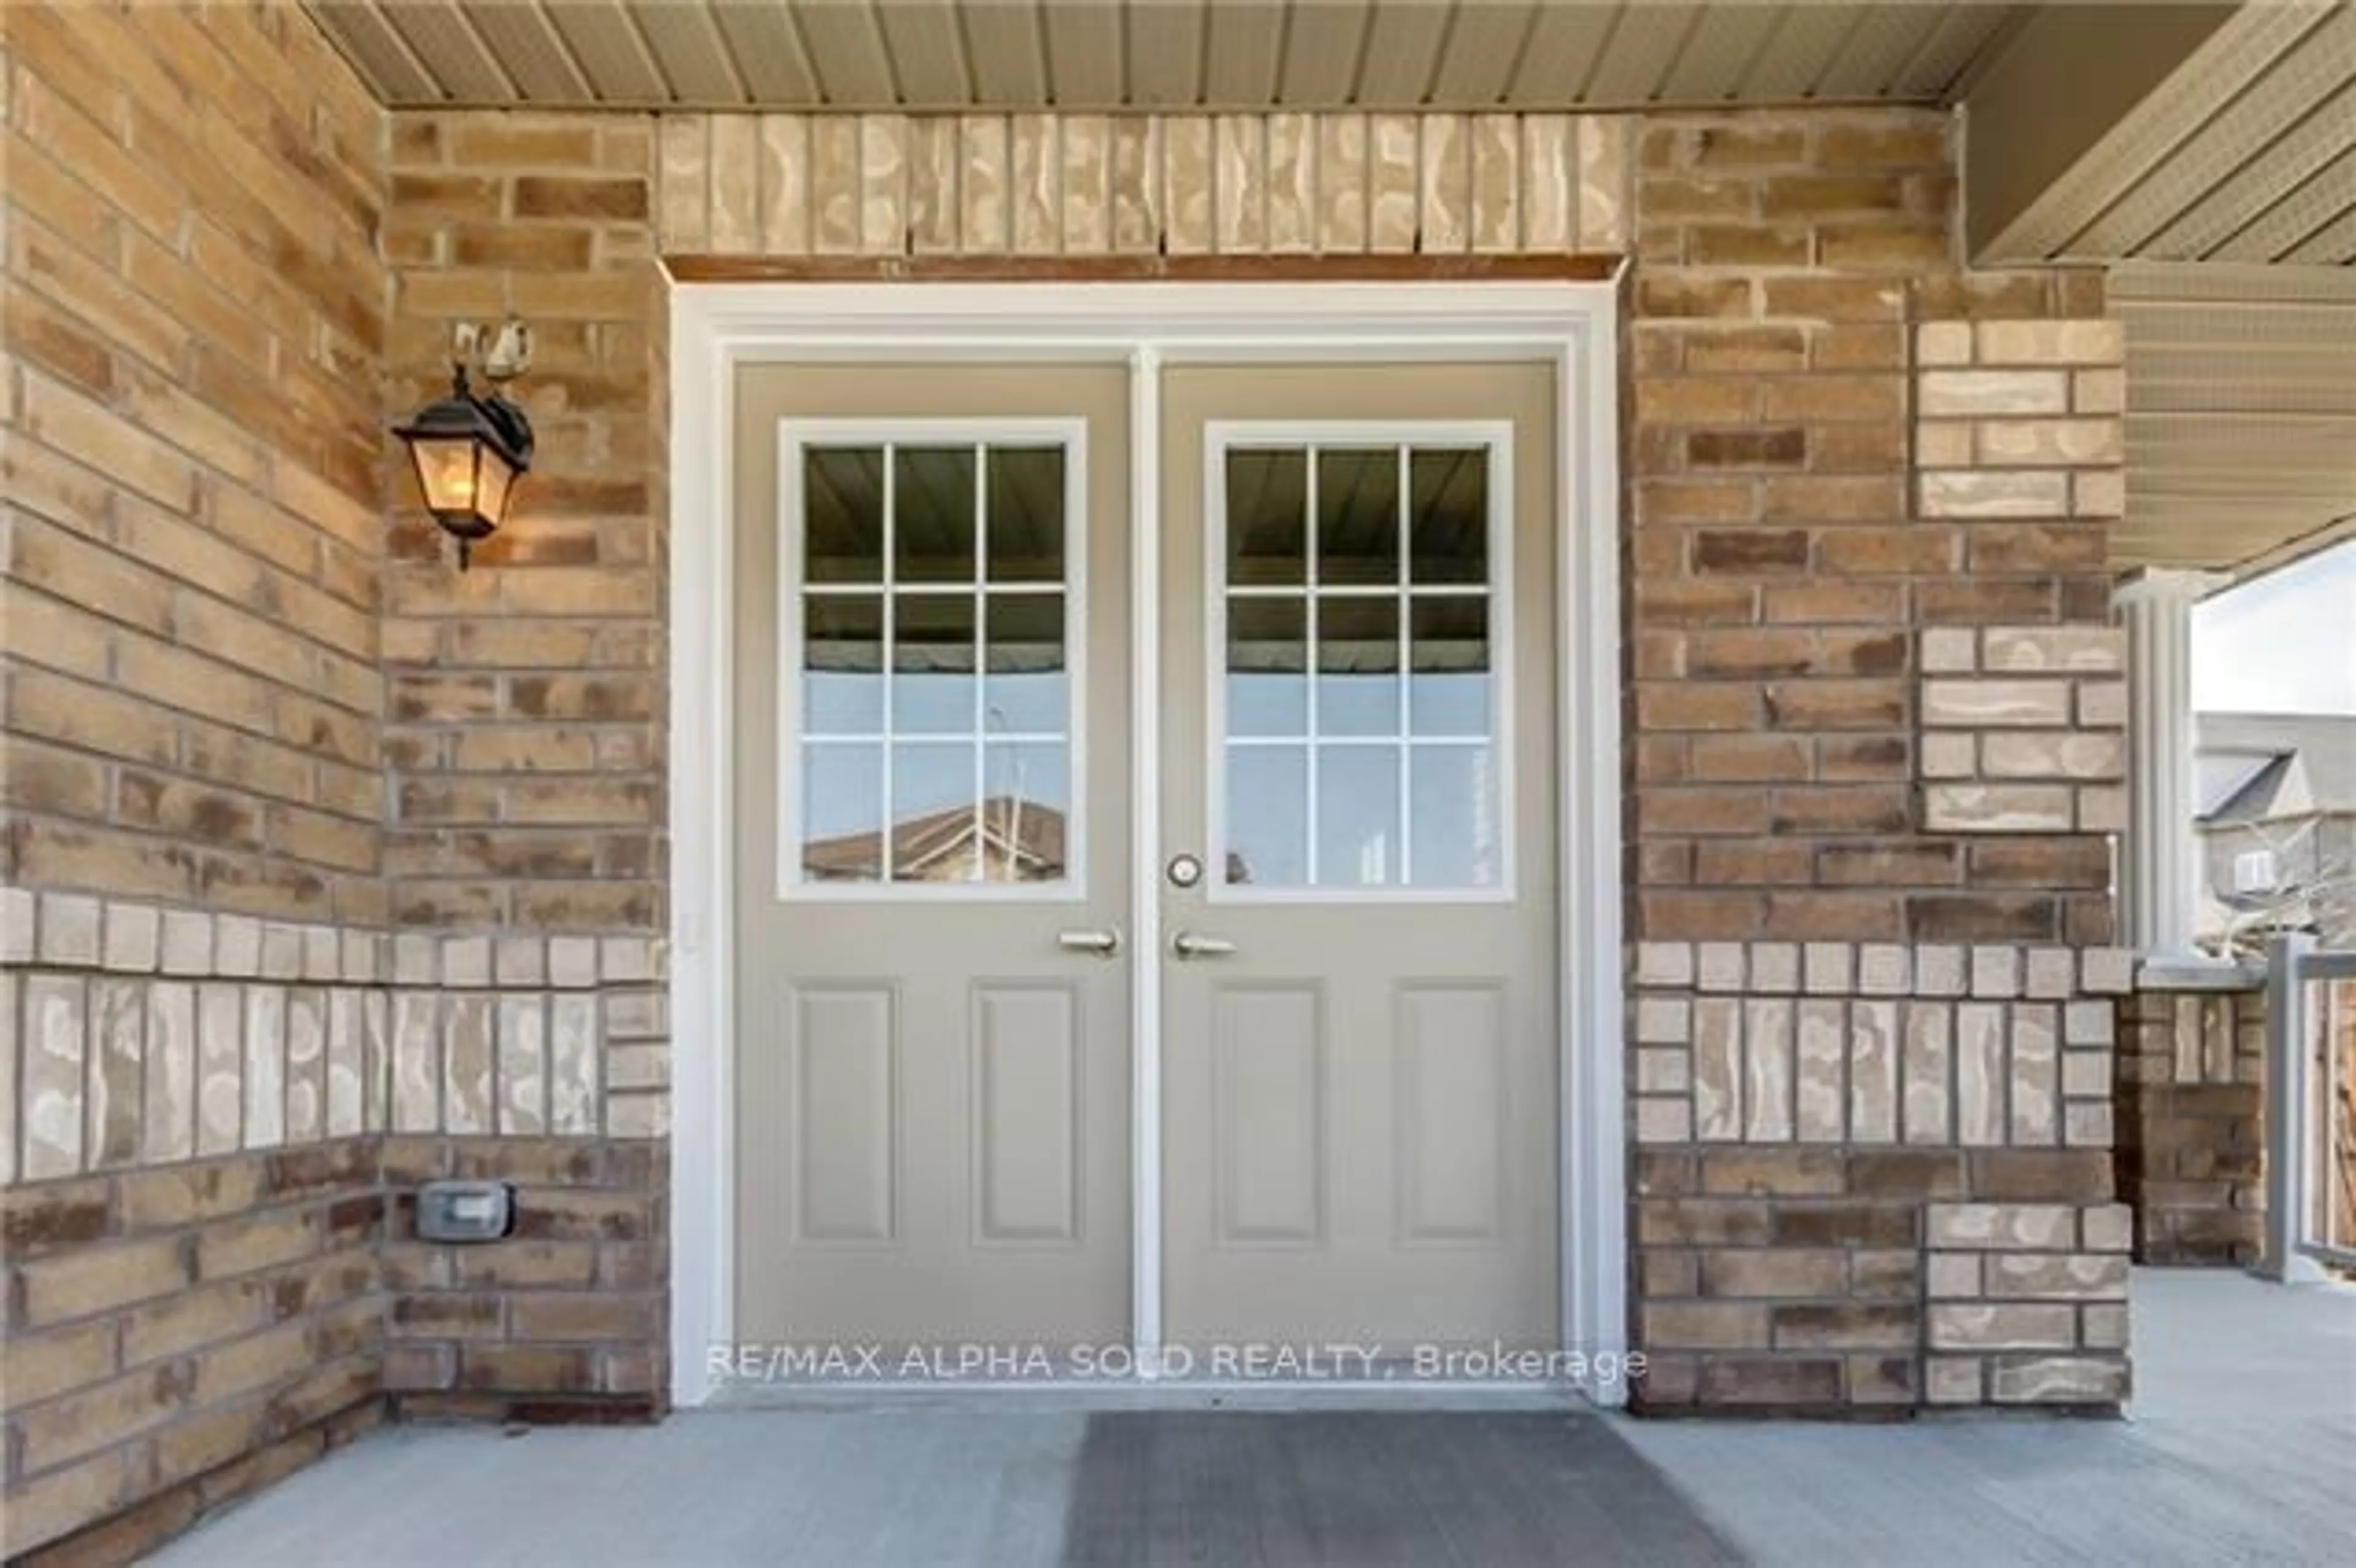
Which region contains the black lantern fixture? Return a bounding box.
[394,320,534,569]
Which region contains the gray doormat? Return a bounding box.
[1060,1412,1743,1566]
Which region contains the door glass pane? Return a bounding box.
[891,594,976,735]
[803,594,884,734]
[982,742,1069,882]
[1227,449,1307,586]
[1410,745,1499,889]
[1212,434,1503,894]
[890,741,977,882]
[803,744,884,882]
[894,446,977,583]
[1315,745,1400,888]
[1316,597,1401,737]
[986,447,1064,583]
[1227,597,1307,738]
[1225,745,1307,888]
[791,436,1077,894]
[805,447,885,583]
[1316,447,1399,586]
[1409,597,1490,737]
[1409,447,1486,584]
[984,593,1066,736]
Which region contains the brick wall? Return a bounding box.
[382,113,668,939]
[0,2,388,925]
[2,1144,382,1560]
[0,891,668,1555]
[2117,977,2268,1265]
[1620,112,2131,1411]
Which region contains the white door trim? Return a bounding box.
[669,281,1626,1409]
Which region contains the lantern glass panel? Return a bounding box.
[410,436,483,517]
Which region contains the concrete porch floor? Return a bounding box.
[153,1270,2355,1566]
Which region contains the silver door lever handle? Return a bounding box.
[1171,931,1238,959]
[1058,928,1122,958]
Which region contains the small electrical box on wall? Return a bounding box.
[416,1180,516,1243]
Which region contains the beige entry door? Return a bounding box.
[733,363,1131,1354]
[1160,364,1560,1359]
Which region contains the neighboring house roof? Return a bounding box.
[804,798,1066,882]
[2194,712,2356,826]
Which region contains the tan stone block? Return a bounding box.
[1979,731,2123,781]
[906,115,958,255]
[1990,1355,2125,1404]
[1974,417,2123,468]
[1519,114,1571,251]
[1928,1302,2076,1350]
[2076,784,2128,832]
[1903,1001,1953,1143]
[1634,942,1693,987]
[1316,113,1370,252]
[23,974,88,1180]
[606,1091,670,1140]
[1915,321,1973,366]
[1692,997,1741,1141]
[1928,1202,2076,1250]
[1923,678,2073,727]
[2077,678,2128,729]
[1975,320,2123,367]
[1919,626,1977,674]
[1986,1253,2128,1300]
[1795,1000,1844,1141]
[1858,945,1911,996]
[1920,732,1977,778]
[1923,784,2074,833]
[1636,996,1692,1045]
[2065,1001,2116,1047]
[1921,470,2073,519]
[1576,115,1628,249]
[1925,1355,1984,1404]
[2072,469,2126,518]
[2082,1304,2129,1349]
[1369,114,1419,252]
[1928,1251,1981,1298]
[1918,369,2069,418]
[956,113,1006,253]
[2064,1101,2113,1147]
[1848,999,1900,1143]
[1214,114,1266,253]
[1263,112,1314,253]
[1981,626,2123,674]
[1060,113,1111,253]
[1162,116,1214,254]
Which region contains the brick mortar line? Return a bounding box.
[1,516,381,667]
[2,578,387,733]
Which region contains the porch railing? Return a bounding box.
[2263,936,2356,1280]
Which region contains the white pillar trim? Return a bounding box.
[2114,567,2227,963]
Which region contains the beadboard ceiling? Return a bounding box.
[306,1,2031,112]
[2112,264,2356,577]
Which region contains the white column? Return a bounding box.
[2114,568,2226,961]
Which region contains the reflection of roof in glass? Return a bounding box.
[804,798,1066,882]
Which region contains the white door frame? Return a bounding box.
[668,281,1626,1409]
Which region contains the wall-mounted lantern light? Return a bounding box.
[394,320,534,569]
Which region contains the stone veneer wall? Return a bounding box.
[1620,115,2130,1410]
[2117,975,2268,1265]
[0,889,668,1559]
[1631,940,2135,1409]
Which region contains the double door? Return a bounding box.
[733,358,1559,1366]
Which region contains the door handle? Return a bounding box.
[1171,931,1238,960]
[1058,928,1122,958]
